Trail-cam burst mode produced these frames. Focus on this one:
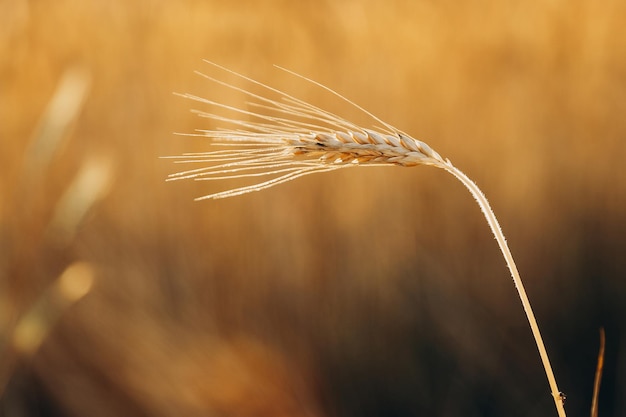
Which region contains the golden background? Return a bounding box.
[1,0,625,415]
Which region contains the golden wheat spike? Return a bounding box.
[167,61,566,417]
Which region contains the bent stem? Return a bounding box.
[443,162,566,417]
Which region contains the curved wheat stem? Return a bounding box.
[167,61,566,417]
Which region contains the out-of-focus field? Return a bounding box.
[1,0,625,416]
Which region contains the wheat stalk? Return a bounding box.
[167,60,566,417]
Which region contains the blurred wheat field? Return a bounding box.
[1,0,625,416]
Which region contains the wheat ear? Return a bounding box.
[167,61,566,417]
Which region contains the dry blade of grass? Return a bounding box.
[590,328,605,417]
[167,61,567,417]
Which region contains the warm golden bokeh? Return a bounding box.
[1,0,625,416]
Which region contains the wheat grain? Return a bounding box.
[167,61,567,417]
